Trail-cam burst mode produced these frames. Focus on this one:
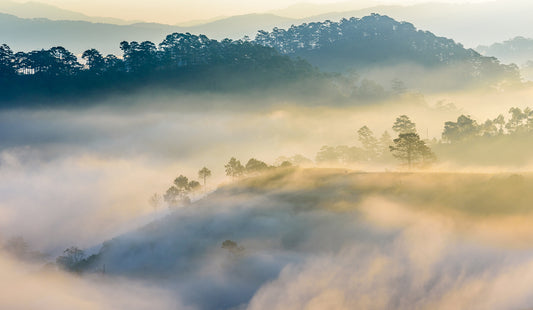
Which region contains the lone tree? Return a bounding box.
[389,133,435,169]
[198,167,212,190]
[392,115,417,134]
[225,157,245,180]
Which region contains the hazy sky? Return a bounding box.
[7,0,495,24]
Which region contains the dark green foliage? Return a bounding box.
[0,32,320,105]
[82,48,106,73]
[0,44,15,78]
[255,14,520,87]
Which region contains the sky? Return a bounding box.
[6,0,495,24]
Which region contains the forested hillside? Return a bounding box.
[255,14,520,88]
[0,34,318,104]
[0,14,524,105]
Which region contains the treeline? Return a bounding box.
[316,107,533,167]
[159,158,292,208]
[0,14,525,104]
[434,107,533,165]
[316,115,435,168]
[441,107,533,142]
[0,34,318,103]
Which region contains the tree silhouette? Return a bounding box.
[392,115,417,134]
[245,158,269,174]
[120,40,158,73]
[442,115,479,143]
[163,186,180,206]
[48,46,82,76]
[357,126,379,160]
[506,107,531,134]
[163,175,200,206]
[56,246,85,270]
[198,167,212,190]
[493,114,506,135]
[0,44,15,78]
[389,133,435,168]
[82,48,105,73]
[174,175,190,192]
[225,157,245,180]
[188,180,201,197]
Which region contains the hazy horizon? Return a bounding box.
[2,0,502,24]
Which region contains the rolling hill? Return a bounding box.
[70,168,533,310]
[254,14,520,90]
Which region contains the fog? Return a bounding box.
[7,169,533,309]
[0,252,184,309]
[2,86,533,249]
[2,83,533,309]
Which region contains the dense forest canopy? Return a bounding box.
[0,32,319,104]
[0,14,525,105]
[254,14,520,85]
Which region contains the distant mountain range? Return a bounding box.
[268,1,379,19]
[0,0,138,24]
[2,0,533,56]
[0,13,181,55]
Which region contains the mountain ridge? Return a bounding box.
[0,0,139,24]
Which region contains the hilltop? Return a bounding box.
[67,168,533,309]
